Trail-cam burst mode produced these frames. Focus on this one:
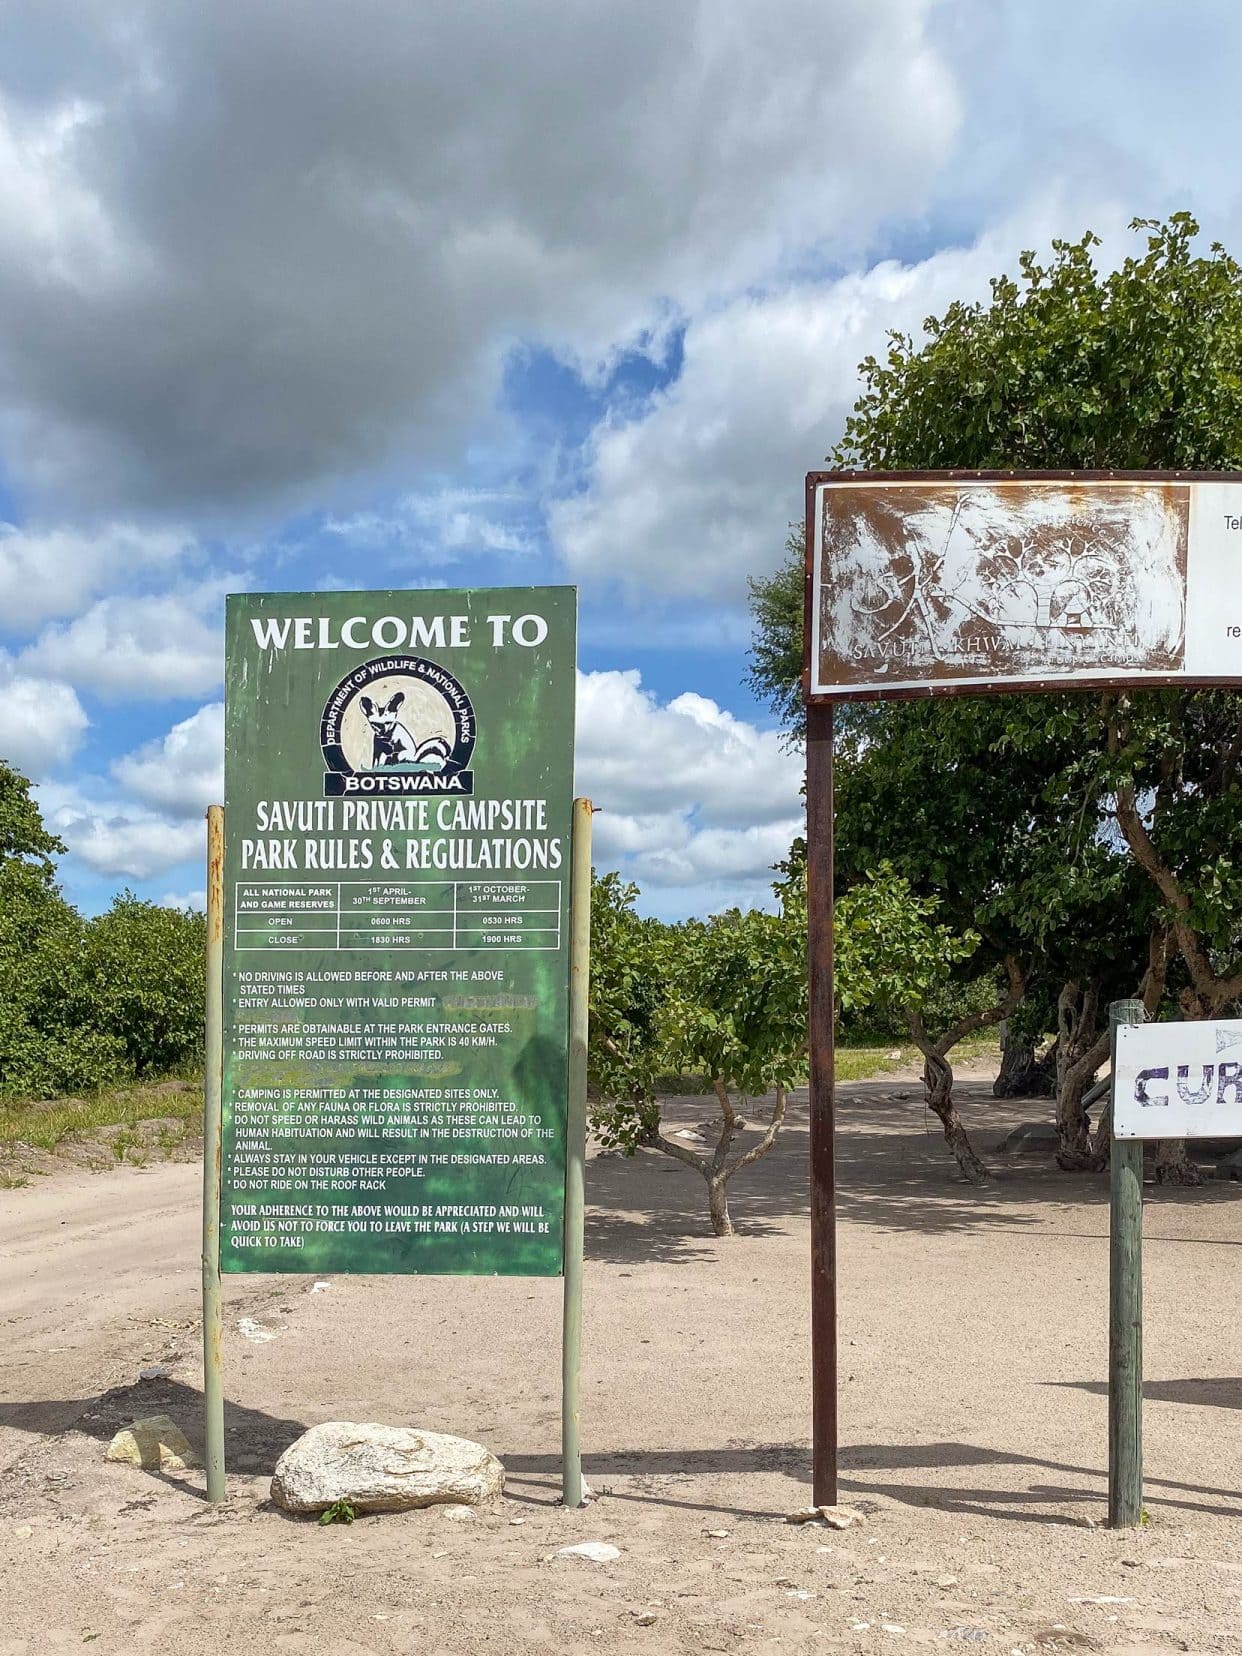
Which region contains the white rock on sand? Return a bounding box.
[270,1422,504,1515]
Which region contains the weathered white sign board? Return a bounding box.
[1113,1019,1242,1140]
[807,475,1242,699]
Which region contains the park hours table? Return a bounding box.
[234,877,562,952]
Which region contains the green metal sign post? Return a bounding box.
[561,796,592,1509]
[1107,998,1145,1529]
[202,804,226,1504]
[201,586,587,1502]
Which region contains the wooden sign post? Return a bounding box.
[1107,999,1145,1529]
[1107,1009,1242,1525]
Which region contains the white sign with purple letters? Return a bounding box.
[1113,1019,1242,1140]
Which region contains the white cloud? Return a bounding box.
[593,806,801,891]
[576,668,802,907]
[0,95,135,290]
[577,669,799,826]
[553,204,1107,603]
[0,658,89,777]
[0,2,1238,557]
[926,5,1242,235]
[0,521,191,631]
[21,592,222,699]
[159,888,206,912]
[112,701,223,817]
[322,489,535,563]
[0,0,958,512]
[38,783,202,879]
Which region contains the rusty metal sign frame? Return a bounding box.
[802,467,1242,1509]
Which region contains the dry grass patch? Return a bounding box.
[835,1030,998,1083]
[0,1077,203,1155]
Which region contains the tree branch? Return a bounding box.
[1064,1025,1110,1094]
[651,1129,711,1176]
[1140,922,1172,1018]
[593,1031,653,1102]
[710,1076,738,1173]
[1213,725,1242,796]
[724,1087,787,1178]
[934,956,1025,1057]
[1114,777,1242,1012]
[905,1008,937,1064]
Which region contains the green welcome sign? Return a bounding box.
[220,587,576,1275]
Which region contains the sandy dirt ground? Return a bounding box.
[0,1080,1238,1655]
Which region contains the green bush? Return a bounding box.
[0,1024,131,1100]
[0,764,207,1098]
[83,894,207,1077]
[0,860,106,1098]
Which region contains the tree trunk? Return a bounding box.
[1057,1068,1092,1164]
[1055,981,1106,1167]
[923,1051,990,1185]
[1113,757,1242,1019]
[652,1081,788,1237]
[707,1172,734,1236]
[1153,1137,1203,1187]
[1089,1097,1112,1167]
[994,1021,1033,1097]
[993,1027,1055,1097]
[904,977,1026,1188]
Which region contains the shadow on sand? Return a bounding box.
[500,1437,1241,1524]
[583,1082,1239,1265]
[0,1375,309,1480]
[1046,1375,1242,1410]
[4,1376,1238,1524]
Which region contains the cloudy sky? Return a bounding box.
[2,0,1239,918]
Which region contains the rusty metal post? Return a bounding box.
[807,702,838,1505]
[562,797,592,1507]
[203,805,226,1503]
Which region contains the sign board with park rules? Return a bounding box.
[220,587,576,1276]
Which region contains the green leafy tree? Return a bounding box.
[750,213,1242,1182]
[833,865,1015,1182]
[0,764,206,1098]
[828,695,1162,1168]
[586,871,670,1151]
[656,903,807,1236]
[0,764,130,1097]
[834,213,1242,475]
[586,869,805,1236]
[746,526,807,744]
[587,864,984,1225]
[0,859,132,1098]
[83,894,207,1077]
[0,763,66,873]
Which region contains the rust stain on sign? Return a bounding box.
[810,477,1198,696]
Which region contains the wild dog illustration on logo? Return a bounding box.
[321,655,475,795]
[359,690,452,771]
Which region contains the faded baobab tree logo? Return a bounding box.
[815,482,1190,687]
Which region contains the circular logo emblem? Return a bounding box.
[320,656,475,796]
